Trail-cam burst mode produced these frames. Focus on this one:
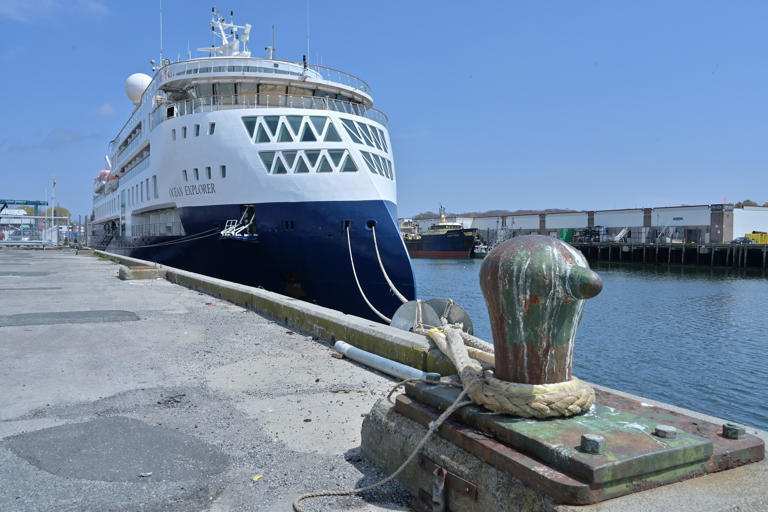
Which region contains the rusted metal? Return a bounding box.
[479,235,602,384]
[419,455,478,500]
[396,381,764,505]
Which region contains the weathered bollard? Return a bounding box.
[479,235,602,385]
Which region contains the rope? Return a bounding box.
[426,324,594,418]
[292,378,478,512]
[346,225,391,323]
[371,225,408,304]
[103,228,221,250]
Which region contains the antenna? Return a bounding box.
[159,0,163,63]
[306,0,310,64]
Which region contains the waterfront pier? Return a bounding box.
[2,247,767,511]
[573,242,768,269]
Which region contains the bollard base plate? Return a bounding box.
[396,380,764,505]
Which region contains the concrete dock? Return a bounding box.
[3,248,767,512]
[0,249,409,511]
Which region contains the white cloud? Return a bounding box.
[94,103,115,117]
[0,0,108,23]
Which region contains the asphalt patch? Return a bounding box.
[4,416,230,482]
[0,310,139,327]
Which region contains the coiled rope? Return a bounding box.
[425,322,594,419]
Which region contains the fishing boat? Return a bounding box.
[90,9,415,321]
[404,206,477,258]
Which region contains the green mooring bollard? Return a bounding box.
[479,235,602,385]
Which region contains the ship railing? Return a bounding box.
[158,58,371,93]
[114,131,144,162]
[151,93,388,129]
[131,221,185,237]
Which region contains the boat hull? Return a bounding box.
[405,229,477,259]
[98,199,415,322]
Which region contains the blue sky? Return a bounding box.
[0,1,765,218]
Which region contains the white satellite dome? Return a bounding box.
[125,73,152,106]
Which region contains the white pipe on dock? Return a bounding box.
[333,340,440,382]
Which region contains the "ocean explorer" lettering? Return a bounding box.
[169,183,216,198]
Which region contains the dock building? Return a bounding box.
[403,204,768,245]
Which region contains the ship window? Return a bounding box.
[376,127,388,152]
[171,129,176,141]
[324,123,342,142]
[195,124,200,136]
[341,119,362,144]
[242,117,257,138]
[299,124,316,142]
[182,126,187,138]
[220,165,227,178]
[146,178,150,199]
[182,169,188,181]
[273,157,288,174]
[277,124,293,142]
[314,90,335,98]
[209,122,216,135]
[310,116,326,134]
[153,176,158,198]
[386,159,394,178]
[286,116,302,135]
[218,83,235,105]
[283,151,298,168]
[366,125,383,150]
[193,168,199,180]
[360,152,377,174]
[295,155,310,173]
[206,166,211,179]
[258,84,286,106]
[238,82,258,101]
[328,150,344,167]
[340,154,358,172]
[263,116,279,137]
[141,183,144,202]
[287,86,312,98]
[255,124,270,143]
[316,154,333,173]
[259,152,275,172]
[375,155,388,177]
[357,123,375,148]
[304,150,320,167]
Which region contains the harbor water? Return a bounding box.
[413,258,768,431]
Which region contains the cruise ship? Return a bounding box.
[91,10,415,321]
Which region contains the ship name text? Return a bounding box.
[169,183,217,198]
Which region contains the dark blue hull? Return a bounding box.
[101,200,415,322]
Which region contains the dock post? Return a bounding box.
[763,246,766,270]
[711,247,715,266]
[682,245,686,264]
[667,245,672,264]
[726,247,731,266]
[696,246,700,265]
[479,235,602,384]
[643,246,646,263]
[655,244,659,263]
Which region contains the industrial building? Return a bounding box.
[403,204,768,244]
